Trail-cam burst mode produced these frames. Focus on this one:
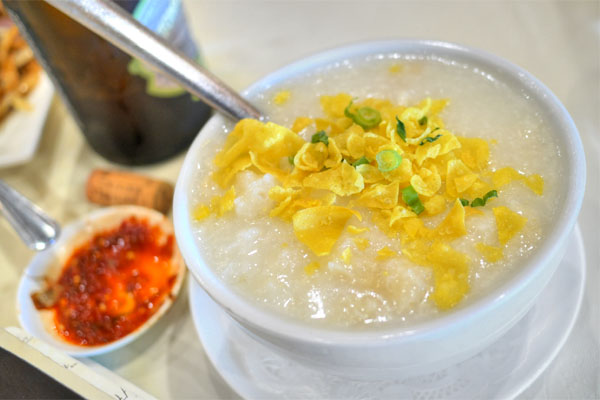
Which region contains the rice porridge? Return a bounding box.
[188,55,563,329]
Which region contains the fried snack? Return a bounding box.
[0,5,41,122]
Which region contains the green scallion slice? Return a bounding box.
[352,156,370,167]
[396,116,406,142]
[418,115,428,126]
[311,130,329,145]
[419,134,443,146]
[376,150,402,172]
[402,186,425,215]
[344,100,381,130]
[460,198,469,207]
[288,155,295,165]
[470,190,498,207]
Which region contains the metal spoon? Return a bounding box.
[44,0,263,122]
[0,180,60,251]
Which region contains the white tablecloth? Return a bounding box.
[1,1,598,398]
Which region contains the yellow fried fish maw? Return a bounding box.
[212,155,252,188]
[294,142,329,172]
[424,195,446,216]
[356,164,385,184]
[292,116,313,133]
[273,90,291,105]
[388,205,417,227]
[376,246,397,260]
[210,186,236,217]
[293,206,361,256]
[357,181,400,209]
[325,138,343,168]
[493,167,544,196]
[347,225,370,234]
[446,159,477,197]
[410,167,441,197]
[304,261,321,275]
[353,237,370,250]
[341,247,352,264]
[303,161,365,196]
[476,243,504,263]
[321,93,354,118]
[493,206,527,245]
[427,242,470,310]
[432,199,467,238]
[215,119,305,182]
[193,205,210,221]
[456,137,489,171]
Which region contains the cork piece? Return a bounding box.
[86,169,174,214]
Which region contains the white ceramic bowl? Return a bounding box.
[174,40,586,378]
[17,205,186,357]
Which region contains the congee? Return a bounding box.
[189,55,563,329]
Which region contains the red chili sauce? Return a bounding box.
[32,217,177,346]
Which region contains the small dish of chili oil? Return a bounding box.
[17,206,186,356]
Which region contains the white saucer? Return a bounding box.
[189,225,586,399]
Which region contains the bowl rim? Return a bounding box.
[174,39,586,347]
[16,205,187,357]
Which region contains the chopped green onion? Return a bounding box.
[402,186,425,215]
[470,198,485,207]
[485,190,498,200]
[344,100,355,119]
[395,116,406,142]
[352,156,370,167]
[460,198,469,207]
[344,100,381,129]
[419,134,443,146]
[311,130,329,145]
[376,150,402,172]
[470,190,498,207]
[418,115,428,126]
[355,107,381,129]
[288,155,295,165]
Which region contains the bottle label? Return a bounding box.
[127,0,200,98]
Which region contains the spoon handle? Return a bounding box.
[0,180,60,251]
[44,0,263,121]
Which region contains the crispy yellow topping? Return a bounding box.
[273,90,291,105]
[493,167,544,195]
[292,206,361,256]
[214,119,305,182]
[429,242,470,310]
[193,187,237,220]
[192,205,211,221]
[376,246,397,260]
[304,261,320,275]
[432,199,467,238]
[493,206,527,245]
[194,92,546,312]
[347,225,369,234]
[292,116,313,133]
[210,186,236,217]
[353,237,370,250]
[341,247,352,264]
[476,243,504,263]
[303,161,365,196]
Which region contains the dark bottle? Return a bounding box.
[4,0,212,165]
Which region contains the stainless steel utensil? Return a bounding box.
[0,180,60,251]
[44,0,263,121]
